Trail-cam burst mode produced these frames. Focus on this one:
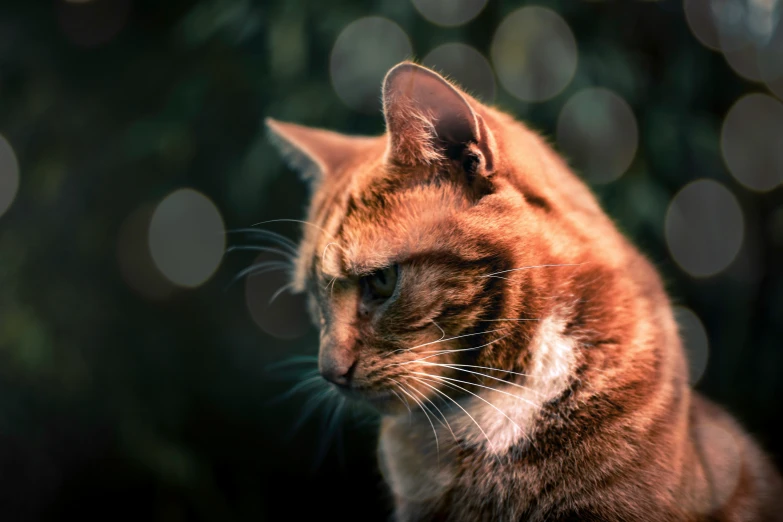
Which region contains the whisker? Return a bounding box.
[415,374,523,434]
[416,362,547,398]
[416,374,542,458]
[407,387,447,447]
[226,261,292,290]
[481,263,584,280]
[224,228,298,255]
[433,362,532,376]
[324,275,339,295]
[389,388,412,416]
[407,384,458,442]
[394,382,440,460]
[266,374,323,406]
[289,386,333,435]
[312,395,346,473]
[388,329,505,357]
[408,334,511,362]
[388,378,413,426]
[269,282,295,305]
[334,403,346,470]
[321,242,346,266]
[241,261,293,274]
[412,372,539,409]
[431,320,446,341]
[251,218,337,241]
[225,245,295,261]
[405,385,448,431]
[409,376,500,457]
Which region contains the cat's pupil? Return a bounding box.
[363,264,397,301]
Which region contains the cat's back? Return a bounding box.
[682,393,783,521]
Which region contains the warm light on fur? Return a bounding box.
[267,62,783,521]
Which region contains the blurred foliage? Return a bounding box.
[0,0,781,521]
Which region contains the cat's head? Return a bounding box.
[266,62,603,414]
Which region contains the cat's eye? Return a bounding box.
[361,264,399,301]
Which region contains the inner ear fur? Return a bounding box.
[382,62,496,177]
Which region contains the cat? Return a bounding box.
[265,62,783,521]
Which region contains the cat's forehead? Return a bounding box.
[317,174,472,276]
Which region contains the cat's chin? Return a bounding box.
[343,387,404,415]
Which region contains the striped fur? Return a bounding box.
[267,62,783,521]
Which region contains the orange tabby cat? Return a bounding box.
[266,62,783,521]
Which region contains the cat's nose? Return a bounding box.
[319,348,357,388]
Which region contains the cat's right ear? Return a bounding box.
[265,118,367,183]
[382,62,496,178]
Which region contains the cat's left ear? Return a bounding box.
[266,118,372,183]
[382,62,496,178]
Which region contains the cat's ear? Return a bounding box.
[382,62,496,176]
[266,118,367,182]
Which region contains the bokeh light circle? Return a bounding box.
[673,306,710,386]
[117,206,176,300]
[422,43,496,102]
[244,252,310,340]
[684,0,723,51]
[665,179,744,278]
[0,134,20,220]
[556,88,638,184]
[148,188,225,288]
[411,0,488,28]
[330,17,412,114]
[685,0,781,83]
[713,0,779,55]
[759,24,783,99]
[490,7,578,102]
[685,0,778,51]
[722,45,764,82]
[721,93,783,192]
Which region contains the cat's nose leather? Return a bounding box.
[319,348,357,388]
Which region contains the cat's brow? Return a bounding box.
[346,264,394,277]
[318,267,345,285]
[345,248,487,277]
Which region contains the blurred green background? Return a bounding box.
[0,0,782,520]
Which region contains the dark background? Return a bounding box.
[0,0,781,520]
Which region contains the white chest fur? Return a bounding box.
[378,315,578,505]
[457,314,577,454]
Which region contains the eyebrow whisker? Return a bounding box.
[321,241,346,267]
